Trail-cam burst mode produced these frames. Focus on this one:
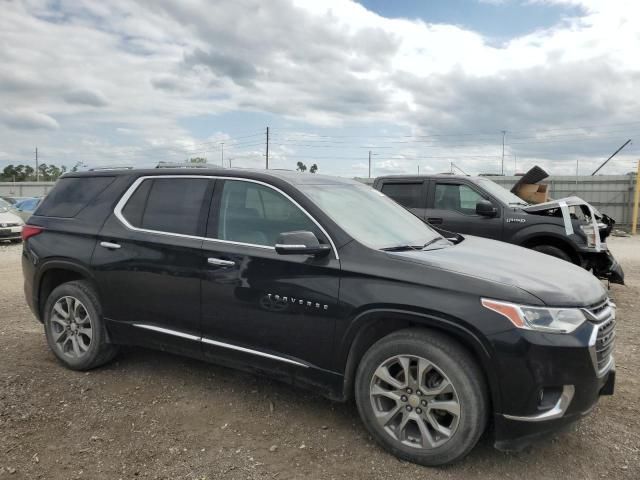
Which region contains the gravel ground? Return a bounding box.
[0,237,639,479]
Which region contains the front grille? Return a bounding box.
[0,222,21,228]
[583,299,616,374]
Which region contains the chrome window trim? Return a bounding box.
[113,175,339,259]
[131,323,308,368]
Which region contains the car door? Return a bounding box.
[425,179,503,239]
[378,180,428,220]
[200,178,340,372]
[92,176,213,356]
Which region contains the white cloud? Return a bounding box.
[0,0,638,175]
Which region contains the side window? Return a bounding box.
[121,178,210,236]
[434,183,485,215]
[214,180,320,246]
[380,183,423,209]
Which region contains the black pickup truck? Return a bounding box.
[373,175,624,284]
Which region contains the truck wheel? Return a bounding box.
[531,244,572,262]
[43,280,118,371]
[354,329,488,466]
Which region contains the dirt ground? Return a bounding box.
[1,237,639,479]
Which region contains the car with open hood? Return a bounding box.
[373,173,624,284]
[22,168,615,466]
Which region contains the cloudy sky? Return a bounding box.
[1,0,639,177]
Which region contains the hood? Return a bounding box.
[390,235,606,307]
[522,196,587,213]
[0,210,23,225]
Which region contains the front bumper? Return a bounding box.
[494,363,614,451]
[579,245,624,284]
[489,311,616,451]
[0,225,22,240]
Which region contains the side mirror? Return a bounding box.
[476,199,497,217]
[275,231,331,256]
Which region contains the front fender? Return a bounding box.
[510,223,580,249]
[338,307,501,412]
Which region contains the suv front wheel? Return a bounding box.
[43,280,118,370]
[354,329,488,466]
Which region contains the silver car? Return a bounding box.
[0,198,24,242]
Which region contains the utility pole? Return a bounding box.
[220,142,224,166]
[35,147,39,181]
[368,150,371,178]
[632,160,640,235]
[265,127,270,169]
[501,130,506,175]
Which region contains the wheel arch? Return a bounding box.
[338,309,500,413]
[519,234,580,264]
[36,260,96,322]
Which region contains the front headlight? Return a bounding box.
[481,299,586,333]
[579,224,597,247]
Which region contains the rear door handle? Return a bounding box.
[100,241,121,250]
[207,258,235,267]
[428,217,443,224]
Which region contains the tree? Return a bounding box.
[71,161,86,172]
[1,163,68,181]
[309,163,318,173]
[296,161,307,172]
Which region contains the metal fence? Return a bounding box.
[2,175,639,226]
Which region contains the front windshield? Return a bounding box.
[301,184,441,250]
[0,198,11,212]
[475,177,529,206]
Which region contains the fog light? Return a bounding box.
[538,387,563,411]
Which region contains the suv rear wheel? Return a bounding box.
[43,280,118,370]
[354,329,488,466]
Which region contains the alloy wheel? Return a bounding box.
[369,354,461,449]
[50,296,93,359]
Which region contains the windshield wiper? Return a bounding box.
[509,201,529,206]
[381,237,447,252]
[380,244,422,252]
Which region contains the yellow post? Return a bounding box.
[632,160,640,234]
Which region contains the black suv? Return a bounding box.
[373,175,624,284]
[22,169,615,466]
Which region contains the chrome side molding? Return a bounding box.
[131,323,308,368]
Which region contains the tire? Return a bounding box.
[43,280,118,371]
[354,329,488,466]
[531,244,572,263]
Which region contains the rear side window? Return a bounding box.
[36,176,116,218]
[121,178,210,236]
[380,182,424,209]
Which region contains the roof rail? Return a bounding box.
[155,162,222,169]
[89,166,134,171]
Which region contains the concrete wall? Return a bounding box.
[0,182,56,197]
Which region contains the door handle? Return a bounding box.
[207,258,235,267]
[100,241,121,250]
[428,217,443,224]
